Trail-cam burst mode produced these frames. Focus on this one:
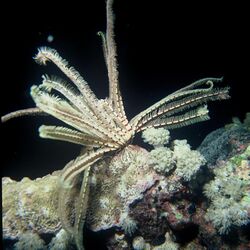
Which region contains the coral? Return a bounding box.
[173,140,206,181]
[198,124,250,166]
[3,125,249,249]
[2,146,160,248]
[1,0,231,247]
[205,198,248,234]
[2,175,61,240]
[132,236,147,250]
[48,229,73,250]
[142,127,170,147]
[87,145,160,232]
[142,128,206,180]
[203,146,250,234]
[120,212,138,236]
[149,147,175,174]
[13,232,46,250]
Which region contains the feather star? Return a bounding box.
[1,0,230,249]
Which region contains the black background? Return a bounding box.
[1,0,249,180]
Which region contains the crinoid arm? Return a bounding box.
[97,0,129,129]
[60,147,116,186]
[1,107,45,123]
[58,160,91,250]
[58,148,114,250]
[30,75,131,147]
[39,125,118,148]
[73,166,91,250]
[97,31,108,67]
[34,47,98,107]
[139,105,210,131]
[130,77,230,132]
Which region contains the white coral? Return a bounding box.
[142,128,170,147]
[120,212,138,236]
[149,147,175,174]
[205,198,248,234]
[142,129,206,179]
[132,236,146,250]
[204,147,250,234]
[48,229,72,250]
[173,140,206,181]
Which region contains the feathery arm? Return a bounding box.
[130,78,230,131]
[105,0,128,125]
[1,107,45,123]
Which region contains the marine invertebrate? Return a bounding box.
[198,120,250,166]
[149,146,175,174]
[13,232,46,250]
[48,229,73,250]
[1,0,230,249]
[120,212,138,236]
[203,146,250,234]
[87,145,159,232]
[142,127,170,147]
[143,128,206,179]
[132,236,147,250]
[173,139,206,181]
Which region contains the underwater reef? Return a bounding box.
[1,1,235,249]
[2,114,250,250]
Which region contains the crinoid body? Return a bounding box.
[1,0,230,249]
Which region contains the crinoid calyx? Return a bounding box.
[1,0,230,249]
